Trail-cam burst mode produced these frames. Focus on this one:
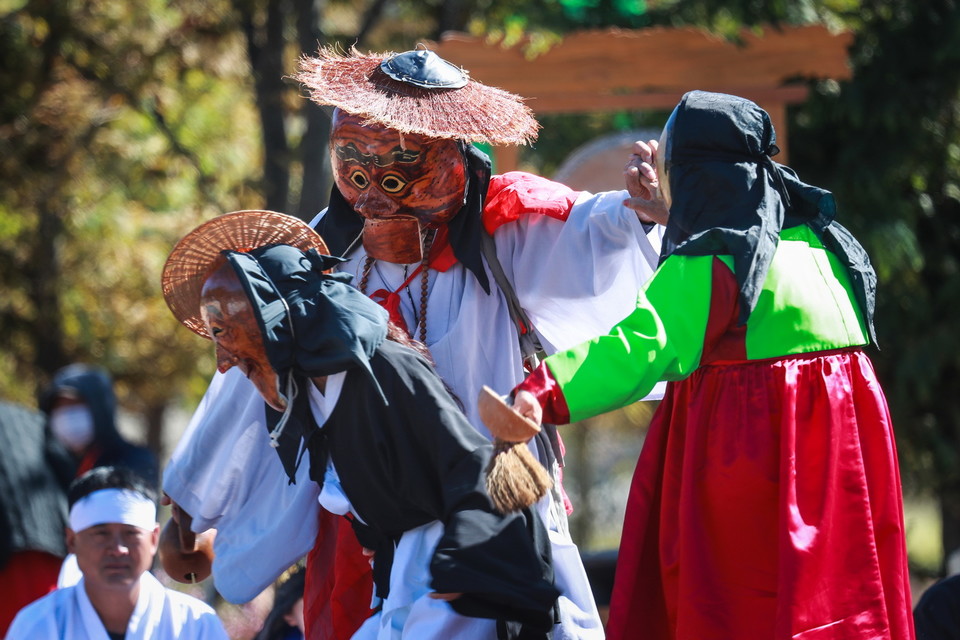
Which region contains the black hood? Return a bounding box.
[223,244,390,481]
[662,90,876,341]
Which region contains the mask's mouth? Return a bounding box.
[361,215,423,263]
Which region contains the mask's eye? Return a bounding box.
[349,170,370,189]
[380,173,408,194]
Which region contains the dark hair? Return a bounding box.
[255,564,306,640]
[68,465,158,509]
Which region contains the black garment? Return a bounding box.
[38,364,159,489]
[915,574,960,639]
[0,402,71,568]
[662,90,877,340]
[305,340,559,635]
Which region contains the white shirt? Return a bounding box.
[5,571,228,640]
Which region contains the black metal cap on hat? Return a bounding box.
[380,49,468,89]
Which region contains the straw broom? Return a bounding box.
[478,385,553,513]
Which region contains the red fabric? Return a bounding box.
[482,172,580,234]
[427,224,456,272]
[515,362,571,425]
[303,509,375,640]
[368,225,456,336]
[369,266,423,335]
[701,258,747,363]
[605,349,915,640]
[77,446,101,477]
[0,550,62,636]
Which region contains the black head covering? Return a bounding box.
[661,90,876,342]
[222,245,390,480]
[317,142,493,293]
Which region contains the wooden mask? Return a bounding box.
[199,261,286,412]
[330,109,467,264]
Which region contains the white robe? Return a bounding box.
[4,571,228,640]
[162,186,663,637]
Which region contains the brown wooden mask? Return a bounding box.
[199,261,286,411]
[330,109,467,264]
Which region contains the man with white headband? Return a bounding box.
[4,466,228,640]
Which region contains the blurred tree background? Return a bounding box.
[2,0,959,600]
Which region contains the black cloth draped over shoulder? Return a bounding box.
[662,90,877,343]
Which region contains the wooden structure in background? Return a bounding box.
[429,25,853,169]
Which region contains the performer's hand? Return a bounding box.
[512,390,543,427]
[624,139,669,226]
[362,547,375,567]
[428,592,463,601]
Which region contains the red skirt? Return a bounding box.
[606,349,915,640]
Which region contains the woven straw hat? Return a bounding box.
[162,210,328,338]
[294,46,539,146]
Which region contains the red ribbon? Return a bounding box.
[367,226,455,335]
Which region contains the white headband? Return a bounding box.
[69,488,157,533]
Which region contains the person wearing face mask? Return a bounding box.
[39,364,159,489]
[502,91,915,639]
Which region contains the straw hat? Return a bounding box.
[294,46,540,146]
[161,210,328,338]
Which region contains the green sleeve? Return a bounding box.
[543,255,714,423]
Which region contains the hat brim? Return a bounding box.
[294,47,540,146]
[161,210,328,338]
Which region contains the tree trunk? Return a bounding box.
[30,200,67,382]
[241,0,290,213]
[295,0,332,220]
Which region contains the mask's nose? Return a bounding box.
[354,185,401,219]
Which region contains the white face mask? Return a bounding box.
[50,405,95,453]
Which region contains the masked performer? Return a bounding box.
[161,211,560,639]
[161,47,665,639]
[506,90,915,639]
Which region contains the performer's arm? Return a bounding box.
[513,254,717,424]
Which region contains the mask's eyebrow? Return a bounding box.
[335,143,420,167]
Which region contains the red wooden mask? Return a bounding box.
[200,261,286,412]
[330,109,467,264]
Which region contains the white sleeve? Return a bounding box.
[161,369,319,603]
[493,189,666,399]
[495,188,662,351]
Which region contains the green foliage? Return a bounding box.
[0,0,258,421]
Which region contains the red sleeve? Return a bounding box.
[482,172,581,234]
[513,362,572,425]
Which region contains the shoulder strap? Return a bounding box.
[479,230,543,370]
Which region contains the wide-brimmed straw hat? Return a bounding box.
[161,210,327,338]
[294,46,539,145]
